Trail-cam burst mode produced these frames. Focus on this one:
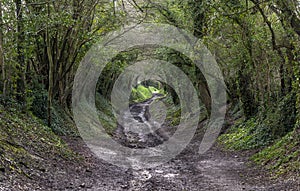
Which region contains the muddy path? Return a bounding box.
[79,96,298,191]
[2,96,298,191]
[68,129,298,191]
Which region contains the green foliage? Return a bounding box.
[130,85,166,103]
[49,105,78,136]
[293,48,300,127]
[131,85,152,102]
[95,93,117,135]
[163,93,189,127]
[266,93,296,137]
[27,82,48,120]
[219,93,297,150]
[0,103,79,177]
[97,49,140,99]
[251,130,300,177]
[167,105,181,126]
[219,118,269,150]
[0,0,299,180]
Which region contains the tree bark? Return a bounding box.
[191,0,212,114]
[46,3,54,127]
[0,1,5,97]
[15,0,26,104]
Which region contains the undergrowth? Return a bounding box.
[251,129,300,178]
[0,103,79,179]
[219,93,296,150]
[95,93,117,135]
[219,93,299,178]
[218,117,274,150]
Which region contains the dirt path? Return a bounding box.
[3,132,298,191]
[66,130,298,191]
[2,96,298,190]
[64,97,299,191]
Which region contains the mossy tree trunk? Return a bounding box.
[0,1,5,97]
[190,0,212,115]
[15,0,26,105]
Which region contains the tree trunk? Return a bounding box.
[15,0,26,104]
[46,31,54,127]
[190,0,212,114]
[46,4,54,127]
[238,69,257,119]
[0,1,5,97]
